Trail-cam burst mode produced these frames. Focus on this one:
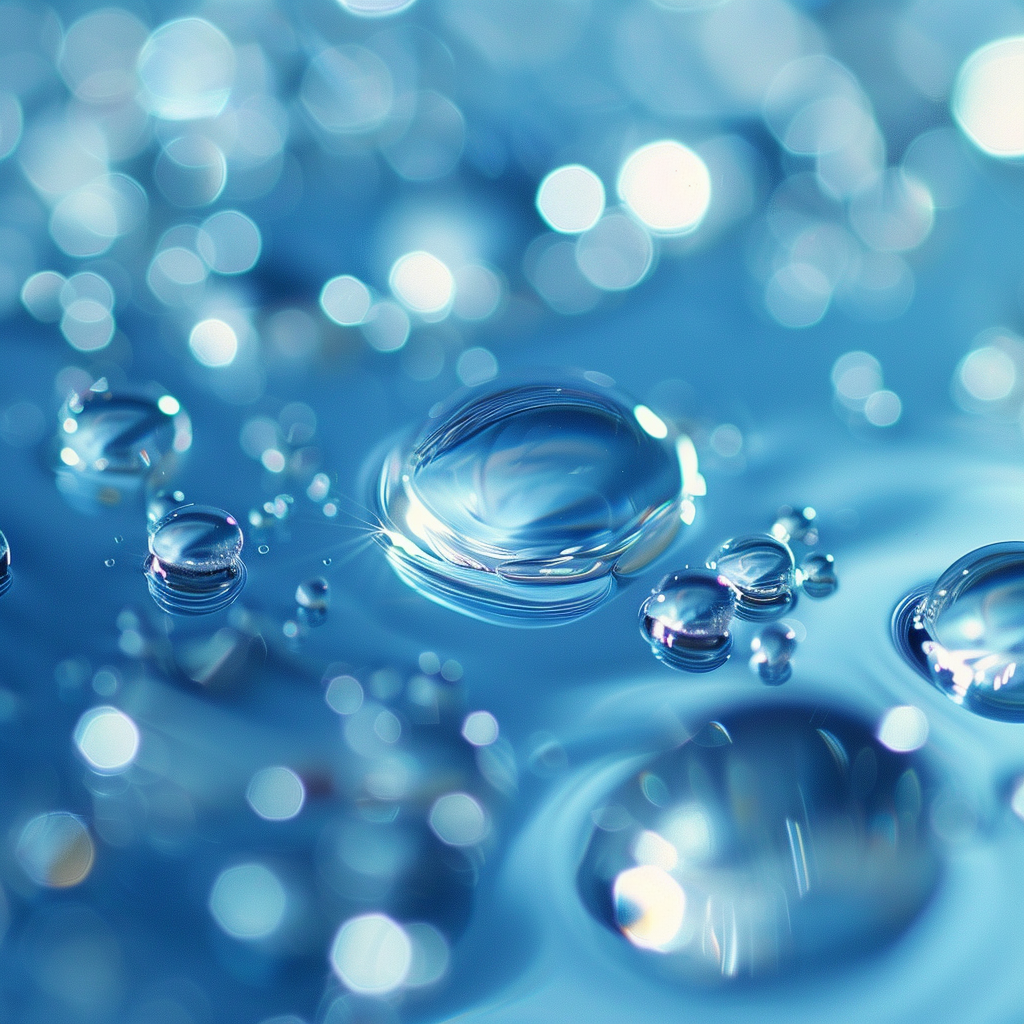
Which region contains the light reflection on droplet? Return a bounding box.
[613,864,686,951]
[209,862,287,940]
[952,35,1024,158]
[618,140,711,235]
[74,706,140,773]
[536,164,605,234]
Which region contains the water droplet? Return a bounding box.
[375,380,692,625]
[770,505,817,544]
[750,623,797,684]
[257,543,270,555]
[578,705,940,982]
[144,504,246,615]
[113,535,123,544]
[799,552,838,598]
[899,543,1024,720]
[147,488,189,529]
[104,558,115,567]
[322,557,332,566]
[706,534,795,620]
[639,569,735,672]
[55,388,190,511]
[296,576,330,627]
[0,528,11,596]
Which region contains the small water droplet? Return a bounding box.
[257,544,270,555]
[0,528,11,597]
[147,489,189,530]
[375,379,694,625]
[750,622,797,684]
[296,576,330,627]
[113,535,123,544]
[322,557,332,566]
[639,569,735,672]
[578,705,940,982]
[707,534,795,620]
[799,552,838,598]
[898,542,1024,720]
[144,504,246,615]
[770,505,817,544]
[104,558,115,567]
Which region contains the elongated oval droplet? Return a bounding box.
[706,534,795,620]
[375,380,695,625]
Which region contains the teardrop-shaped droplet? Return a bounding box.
[799,552,838,598]
[578,705,940,983]
[750,622,797,684]
[0,528,11,596]
[375,380,695,625]
[706,534,795,620]
[639,569,735,672]
[145,504,246,615]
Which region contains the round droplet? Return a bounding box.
[104,558,115,568]
[257,544,269,555]
[374,379,692,625]
[770,505,817,545]
[639,569,735,672]
[0,527,11,596]
[910,543,1024,720]
[296,576,330,626]
[16,812,95,888]
[578,705,940,982]
[799,552,838,598]
[706,534,796,620]
[750,622,797,684]
[144,504,246,615]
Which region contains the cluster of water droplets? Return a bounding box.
[640,505,837,675]
[375,377,703,626]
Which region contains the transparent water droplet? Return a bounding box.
[55,388,190,511]
[113,535,123,544]
[0,528,11,596]
[323,557,332,566]
[578,705,940,982]
[104,558,115,567]
[296,576,330,627]
[639,569,735,672]
[144,504,246,615]
[799,552,838,598]
[147,488,188,530]
[770,505,817,544]
[899,543,1024,720]
[706,534,795,620]
[257,544,270,555]
[750,622,797,684]
[375,380,693,625]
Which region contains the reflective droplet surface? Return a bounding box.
[707,534,796,620]
[375,380,695,625]
[750,622,797,684]
[145,504,246,615]
[0,527,10,596]
[578,705,940,983]
[54,387,191,511]
[770,505,817,545]
[909,543,1024,720]
[296,576,330,626]
[799,552,838,598]
[639,569,735,672]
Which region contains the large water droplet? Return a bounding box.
[374,380,695,625]
[0,527,10,596]
[750,622,797,684]
[706,534,796,620]
[900,543,1024,720]
[145,504,246,615]
[578,705,940,983]
[639,569,735,672]
[54,387,191,511]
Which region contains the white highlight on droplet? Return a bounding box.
[633,404,669,439]
[617,140,711,235]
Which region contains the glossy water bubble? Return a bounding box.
[374,379,694,625]
[706,534,796,620]
[145,504,246,615]
[901,543,1024,721]
[799,552,838,598]
[55,387,191,511]
[578,705,941,983]
[0,527,10,596]
[296,576,330,626]
[750,622,797,684]
[639,569,736,672]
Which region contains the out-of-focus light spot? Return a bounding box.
[326,674,363,715]
[209,863,287,940]
[330,913,412,994]
[74,706,139,773]
[361,301,410,352]
[536,164,605,234]
[21,271,66,322]
[390,251,454,315]
[848,170,934,253]
[301,46,394,136]
[61,300,115,352]
[137,18,236,121]
[576,211,654,291]
[154,134,227,208]
[197,210,261,275]
[452,264,502,321]
[320,275,372,326]
[462,711,499,746]
[60,447,81,467]
[456,347,497,387]
[878,705,929,752]
[633,829,679,871]
[1011,777,1024,822]
[382,91,465,182]
[524,234,600,315]
[618,140,711,235]
[16,812,94,888]
[0,92,23,161]
[864,390,902,427]
[60,8,148,105]
[832,351,883,408]
[953,36,1024,158]
[261,449,286,473]
[764,262,830,328]
[247,766,306,821]
[836,251,915,323]
[148,246,207,304]
[157,395,181,416]
[339,0,419,16]
[633,404,668,440]
[710,423,743,458]
[958,346,1017,402]
[405,922,450,988]
[190,319,238,367]
[613,864,685,951]
[49,173,147,258]
[902,127,974,211]
[429,792,488,846]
